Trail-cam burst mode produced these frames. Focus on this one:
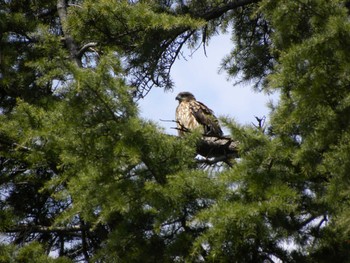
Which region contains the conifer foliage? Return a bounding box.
[1,0,350,262]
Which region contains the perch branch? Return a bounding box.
[161,119,240,161]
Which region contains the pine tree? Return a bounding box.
[0,0,214,261]
[2,0,350,262]
[191,0,350,261]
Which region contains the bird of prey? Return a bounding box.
[175,91,223,137]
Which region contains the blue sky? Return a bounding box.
[138,32,278,135]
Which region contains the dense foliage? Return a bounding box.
[1,0,350,262]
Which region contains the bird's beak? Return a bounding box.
[175,95,180,101]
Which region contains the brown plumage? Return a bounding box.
[175,92,223,137]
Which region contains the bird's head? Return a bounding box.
[175,92,196,102]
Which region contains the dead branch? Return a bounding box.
[162,119,240,162]
[197,136,239,159]
[252,116,266,131]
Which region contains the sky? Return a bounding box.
[138,32,279,135]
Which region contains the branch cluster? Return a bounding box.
[197,136,239,159]
[170,120,240,166]
[131,0,261,98]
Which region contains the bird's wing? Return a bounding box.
[189,100,223,136]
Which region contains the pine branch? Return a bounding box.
[165,119,239,162]
[197,0,261,21]
[0,134,31,152]
[133,0,261,98]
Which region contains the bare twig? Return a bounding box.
[161,119,192,134]
[252,116,266,131]
[5,224,89,234]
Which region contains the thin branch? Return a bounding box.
[316,214,328,231]
[159,119,178,123]
[252,116,266,131]
[5,224,90,234]
[0,134,32,152]
[85,82,121,123]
